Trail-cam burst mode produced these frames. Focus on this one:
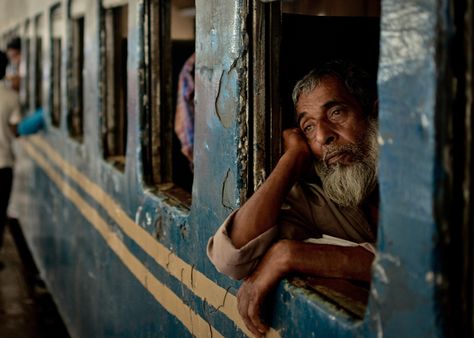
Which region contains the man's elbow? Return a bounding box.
[206,236,257,280]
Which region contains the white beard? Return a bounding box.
[315,120,378,207]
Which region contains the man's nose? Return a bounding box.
[315,121,336,146]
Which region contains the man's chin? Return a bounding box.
[316,162,377,208]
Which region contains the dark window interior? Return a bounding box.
[103,5,128,171]
[68,16,84,142]
[280,14,380,129]
[250,0,381,318]
[170,39,194,193]
[143,0,194,203]
[51,37,62,127]
[23,37,31,110]
[35,37,43,109]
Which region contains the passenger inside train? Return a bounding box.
[207,60,379,337]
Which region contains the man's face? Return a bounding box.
[295,75,378,207]
[296,75,369,162]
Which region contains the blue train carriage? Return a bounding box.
[0,0,471,337]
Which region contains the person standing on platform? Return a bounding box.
[0,50,21,255]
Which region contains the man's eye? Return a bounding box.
[303,124,314,134]
[329,109,343,121]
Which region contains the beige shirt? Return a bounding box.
[0,80,21,168]
[207,181,377,280]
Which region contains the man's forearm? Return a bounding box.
[273,240,375,282]
[236,239,375,336]
[230,150,308,249]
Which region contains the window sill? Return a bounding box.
[288,276,369,319]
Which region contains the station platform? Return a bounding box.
[0,219,70,338]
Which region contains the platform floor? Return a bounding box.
[0,221,70,338]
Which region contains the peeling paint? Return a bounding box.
[377,134,385,146]
[425,271,434,283]
[373,263,389,284]
[215,69,238,129]
[420,113,429,129]
[221,169,234,210]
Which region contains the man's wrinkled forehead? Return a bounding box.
[295,76,362,113]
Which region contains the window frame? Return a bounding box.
[141,0,194,205]
[67,3,85,143]
[50,4,63,128]
[22,20,32,112]
[248,0,381,318]
[101,2,129,171]
[34,14,44,110]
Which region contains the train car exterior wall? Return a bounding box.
[0,0,463,337]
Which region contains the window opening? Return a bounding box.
[103,4,128,171]
[34,15,44,109]
[22,21,32,111]
[170,0,195,194]
[68,14,84,142]
[144,0,195,202]
[250,0,381,317]
[51,5,63,128]
[23,37,31,111]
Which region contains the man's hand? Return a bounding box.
[237,241,291,337]
[283,128,310,153]
[229,129,314,249]
[282,128,313,178]
[237,271,274,337]
[236,240,375,336]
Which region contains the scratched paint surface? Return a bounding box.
[368,0,447,337]
[2,0,452,337]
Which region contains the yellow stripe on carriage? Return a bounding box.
[22,140,224,338]
[26,136,281,338]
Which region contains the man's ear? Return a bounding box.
[371,100,379,119]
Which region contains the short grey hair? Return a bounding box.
[292,60,377,118]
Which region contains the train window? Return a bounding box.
[102,3,128,171]
[68,2,85,142]
[23,20,32,111]
[143,0,195,202]
[34,14,44,109]
[50,5,63,128]
[250,0,380,317]
[251,0,380,191]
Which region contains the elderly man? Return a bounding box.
[0,50,21,257]
[207,60,379,337]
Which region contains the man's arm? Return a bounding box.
[237,240,374,337]
[230,129,312,249]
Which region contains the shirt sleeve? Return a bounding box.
[207,210,279,280]
[304,235,377,255]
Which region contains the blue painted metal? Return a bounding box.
[4,0,457,337]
